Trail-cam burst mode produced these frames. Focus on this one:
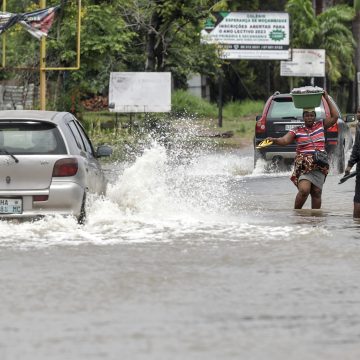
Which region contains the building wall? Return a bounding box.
[0,83,35,110]
[187,74,210,101]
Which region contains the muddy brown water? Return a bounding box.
[0,144,360,360]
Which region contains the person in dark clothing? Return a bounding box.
[345,106,360,218]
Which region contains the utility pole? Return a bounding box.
[354,0,360,110]
[40,0,46,110]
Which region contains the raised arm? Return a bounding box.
[345,125,360,174]
[323,91,340,129]
[267,132,295,146]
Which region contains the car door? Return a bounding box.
[68,116,104,193]
[68,117,105,194]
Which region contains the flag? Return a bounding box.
[0,12,21,35]
[20,6,60,40]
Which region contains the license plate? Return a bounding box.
[0,198,22,214]
[285,124,297,131]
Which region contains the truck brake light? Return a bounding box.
[327,122,338,133]
[256,117,266,133]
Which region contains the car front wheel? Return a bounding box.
[77,194,87,225]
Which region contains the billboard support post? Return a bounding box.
[218,72,223,127]
[290,77,294,92]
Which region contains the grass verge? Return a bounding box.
[81,91,264,160]
[173,91,264,148]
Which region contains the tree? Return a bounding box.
[48,1,137,96]
[116,0,226,87]
[0,0,140,106]
[353,0,360,109]
[286,0,355,85]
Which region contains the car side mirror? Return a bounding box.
[256,115,261,121]
[96,145,113,157]
[345,114,356,123]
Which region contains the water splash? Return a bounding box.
[0,117,332,248]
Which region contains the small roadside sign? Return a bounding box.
[108,72,171,113]
[280,49,325,77]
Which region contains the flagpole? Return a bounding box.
[40,0,46,110]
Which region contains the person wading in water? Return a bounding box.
[266,91,339,209]
[344,106,360,218]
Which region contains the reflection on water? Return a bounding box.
[1,124,360,360]
[294,209,327,217]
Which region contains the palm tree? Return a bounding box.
[286,0,355,88]
[353,0,360,110]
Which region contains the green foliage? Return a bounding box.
[166,25,222,86]
[355,0,360,12]
[222,61,264,101]
[0,0,357,113]
[286,0,355,83]
[82,97,261,157]
[223,100,264,120]
[82,112,145,162]
[61,2,137,94]
[120,0,223,86]
[227,119,254,136]
[286,0,317,47]
[172,90,264,122]
[171,90,218,117]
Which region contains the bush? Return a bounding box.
[223,100,264,120]
[171,90,217,118]
[172,90,264,121]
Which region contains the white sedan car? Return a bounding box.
[0,110,112,223]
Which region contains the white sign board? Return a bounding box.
[109,72,171,113]
[280,49,325,77]
[201,12,290,60]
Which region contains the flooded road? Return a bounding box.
[1,138,360,360]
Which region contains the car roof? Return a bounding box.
[271,92,330,100]
[272,92,292,99]
[0,110,69,125]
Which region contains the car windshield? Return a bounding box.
[268,98,325,120]
[0,121,66,154]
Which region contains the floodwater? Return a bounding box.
[1,126,360,360]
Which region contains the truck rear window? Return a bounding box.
[268,98,326,120]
